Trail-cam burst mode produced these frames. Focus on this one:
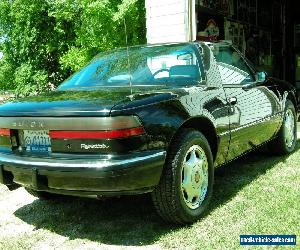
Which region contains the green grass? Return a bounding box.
[0,142,299,250]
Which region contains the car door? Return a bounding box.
[214,44,282,161]
[195,43,231,166]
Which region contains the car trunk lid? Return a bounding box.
[0,89,133,117]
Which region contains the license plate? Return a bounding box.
[23,130,51,152]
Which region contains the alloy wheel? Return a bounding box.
[284,108,295,148]
[181,145,209,210]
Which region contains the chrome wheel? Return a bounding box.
[152,129,213,223]
[181,145,209,210]
[284,109,295,148]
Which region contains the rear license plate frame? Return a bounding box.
[23,130,51,153]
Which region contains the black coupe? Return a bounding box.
[0,41,298,224]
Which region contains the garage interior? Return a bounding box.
[195,0,300,92]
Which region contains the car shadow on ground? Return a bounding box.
[14,141,300,246]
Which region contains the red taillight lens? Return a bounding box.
[0,128,11,136]
[49,127,145,139]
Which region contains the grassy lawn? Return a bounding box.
[0,141,299,250]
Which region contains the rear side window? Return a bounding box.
[213,45,255,85]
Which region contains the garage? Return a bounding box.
[146,0,300,96]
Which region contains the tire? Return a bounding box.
[268,99,297,155]
[152,129,214,224]
[25,188,62,200]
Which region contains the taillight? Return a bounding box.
[0,128,11,136]
[49,116,145,139]
[0,128,15,149]
[49,127,145,139]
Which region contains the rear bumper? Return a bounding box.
[0,150,166,196]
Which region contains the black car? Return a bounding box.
[0,42,298,224]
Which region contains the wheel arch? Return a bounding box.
[287,92,297,111]
[167,116,218,161]
[280,87,297,110]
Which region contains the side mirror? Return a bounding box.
[256,71,267,82]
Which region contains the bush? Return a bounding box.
[0,0,146,96]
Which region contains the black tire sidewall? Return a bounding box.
[172,131,214,222]
[282,100,297,153]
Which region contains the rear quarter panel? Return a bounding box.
[110,87,231,166]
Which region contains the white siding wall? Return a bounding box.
[146,0,196,44]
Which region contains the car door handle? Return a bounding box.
[228,97,237,105]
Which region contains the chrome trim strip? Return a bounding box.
[0,151,166,169]
[0,116,141,131]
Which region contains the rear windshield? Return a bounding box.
[58,44,203,90]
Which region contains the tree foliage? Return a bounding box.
[0,0,146,95]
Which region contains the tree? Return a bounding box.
[0,0,146,95]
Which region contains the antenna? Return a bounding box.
[124,18,133,94]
